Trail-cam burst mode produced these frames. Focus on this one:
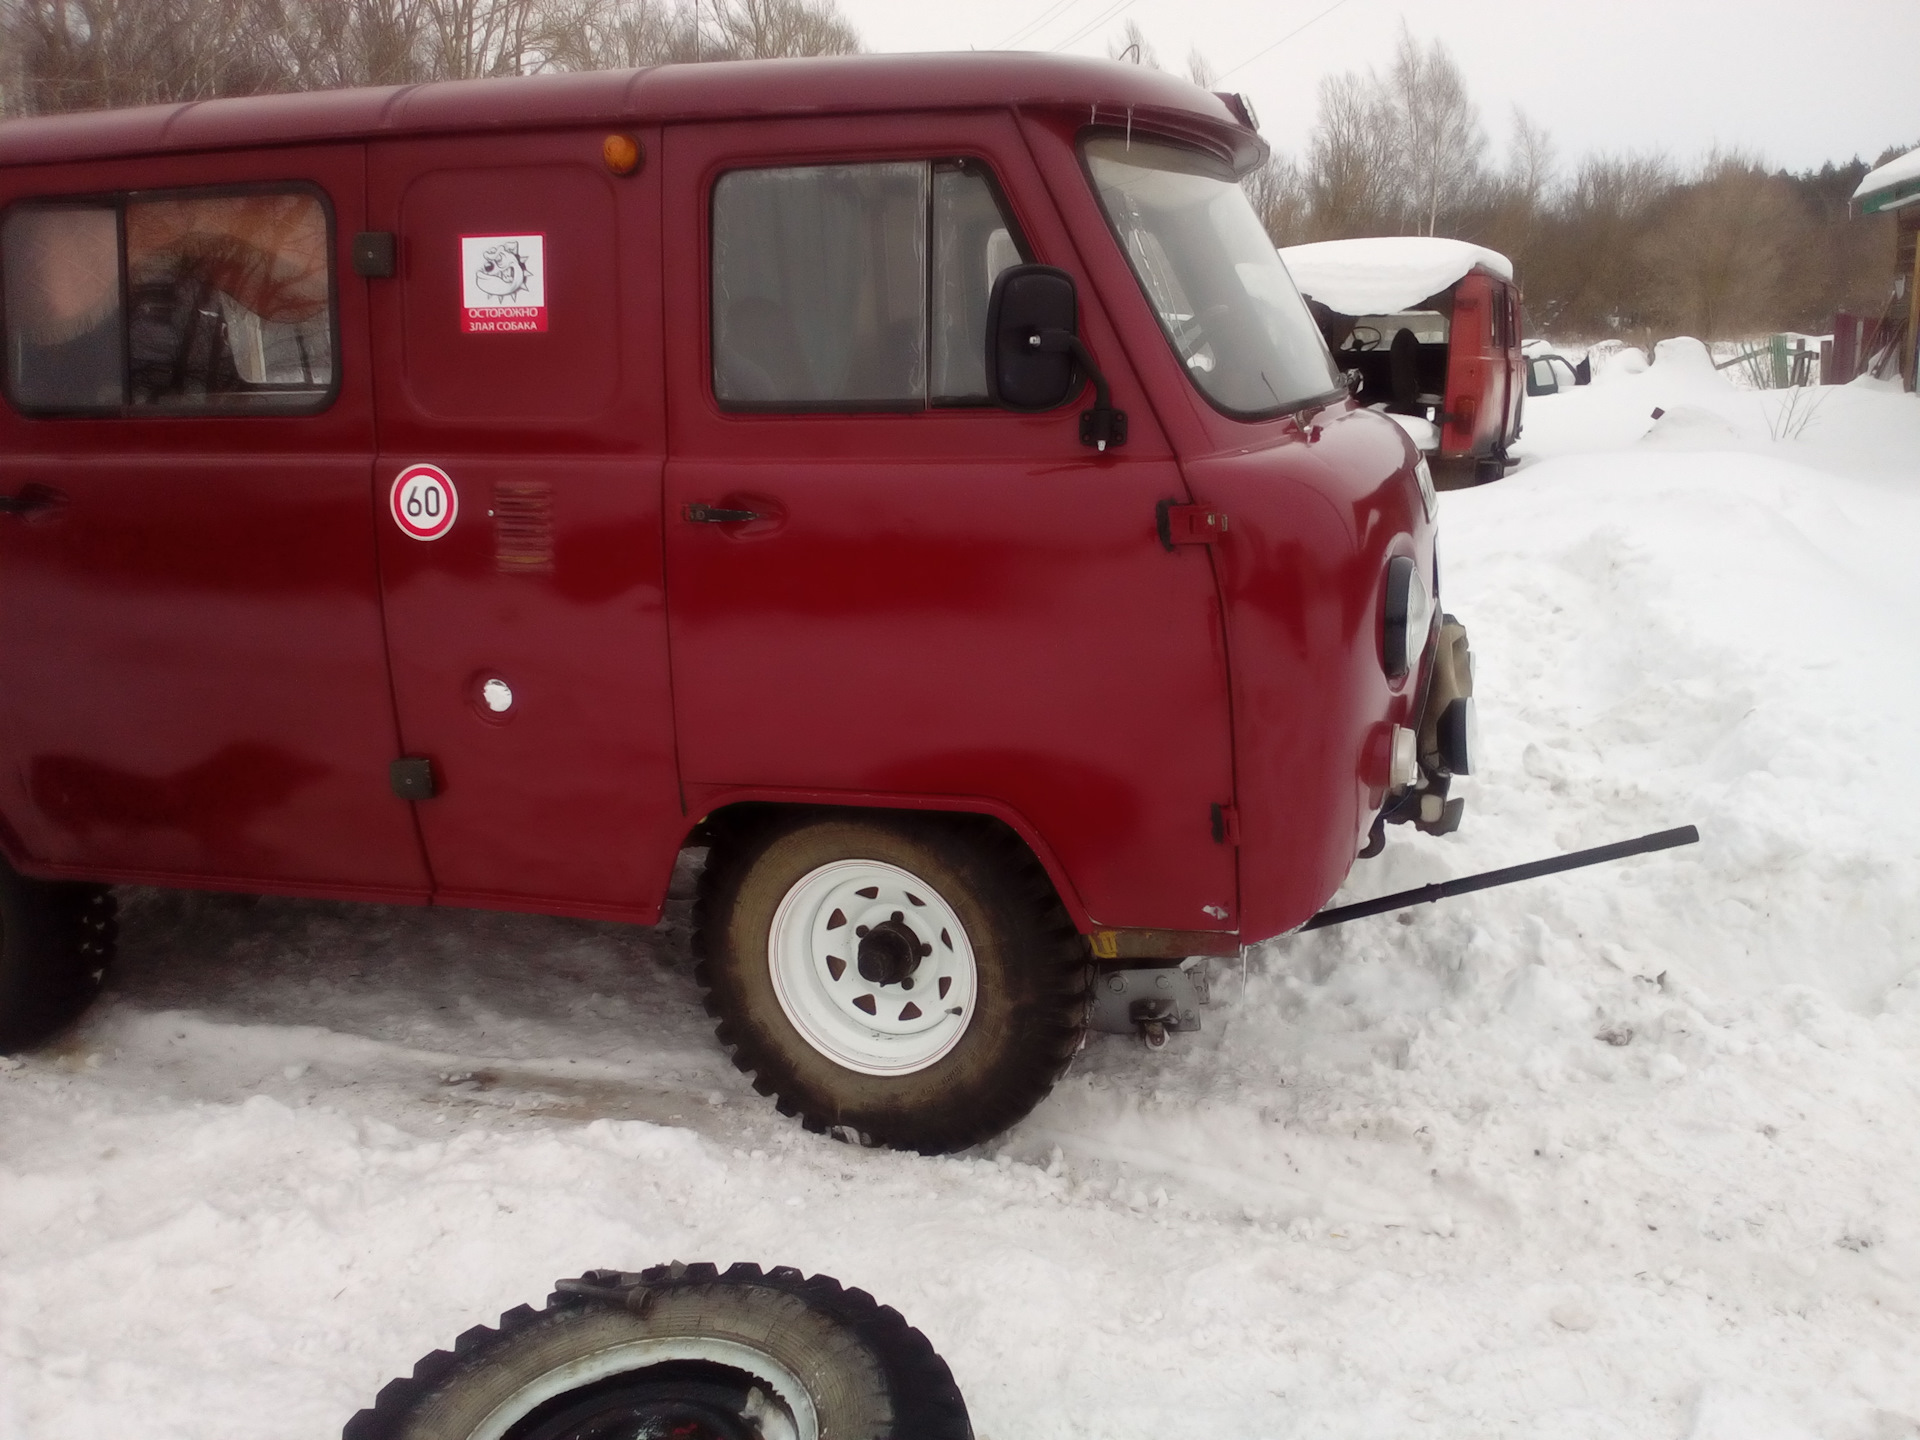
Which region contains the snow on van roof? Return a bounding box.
[1853,145,1920,207]
[1278,236,1513,316]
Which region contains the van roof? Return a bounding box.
[0,52,1264,172]
[1278,237,1515,316]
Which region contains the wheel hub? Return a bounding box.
[855,916,926,986]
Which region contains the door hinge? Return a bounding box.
[390,756,437,801]
[1210,802,1240,845]
[1157,499,1230,551]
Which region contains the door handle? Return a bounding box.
[683,502,762,524]
[0,484,63,518]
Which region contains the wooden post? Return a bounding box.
[1909,222,1920,392]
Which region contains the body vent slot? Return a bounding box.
[493,482,554,575]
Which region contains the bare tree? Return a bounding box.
[1385,25,1484,237]
[1,0,281,111]
[1504,107,1554,210]
[1535,150,1674,336]
[709,0,856,61]
[1641,151,1804,341]
[1461,105,1554,284]
[423,0,544,79]
[1302,70,1402,239]
[538,0,688,70]
[0,0,860,114]
[1243,152,1308,245]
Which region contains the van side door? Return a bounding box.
[661,114,1239,936]
[0,145,430,896]
[365,129,682,920]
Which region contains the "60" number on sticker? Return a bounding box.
[390,464,459,541]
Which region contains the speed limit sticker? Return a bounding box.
[390,464,459,541]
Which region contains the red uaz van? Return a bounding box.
[0,55,1474,1152]
[1282,237,1526,486]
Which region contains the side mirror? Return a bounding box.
[986,264,1078,411]
[985,263,1128,450]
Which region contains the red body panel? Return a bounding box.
[1185,408,1429,938]
[0,144,429,897]
[660,115,1239,934]
[0,57,1439,945]
[366,130,682,921]
[1013,108,1435,940]
[1441,269,1523,462]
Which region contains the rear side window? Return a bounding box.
[711,159,1025,411]
[2,186,335,416]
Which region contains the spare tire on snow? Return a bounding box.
[344,1261,972,1440]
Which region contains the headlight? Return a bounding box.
[1382,554,1431,679]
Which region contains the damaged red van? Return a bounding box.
[1282,236,1525,485]
[0,54,1474,1152]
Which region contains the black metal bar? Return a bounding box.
[1300,825,1700,931]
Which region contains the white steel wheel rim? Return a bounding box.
[463,1337,814,1440]
[768,859,978,1077]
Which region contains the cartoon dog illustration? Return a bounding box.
[472,241,534,302]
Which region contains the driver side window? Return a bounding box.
[711,158,1027,411]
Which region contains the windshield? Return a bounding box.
[1085,136,1341,418]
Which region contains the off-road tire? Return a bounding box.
[342,1261,973,1440]
[695,810,1088,1154]
[0,858,116,1052]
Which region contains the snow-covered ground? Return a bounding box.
[4,347,1919,1440]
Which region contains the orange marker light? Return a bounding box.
[602,134,643,176]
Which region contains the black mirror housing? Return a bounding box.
[986,264,1079,411]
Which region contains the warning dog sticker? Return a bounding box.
[461,234,547,333]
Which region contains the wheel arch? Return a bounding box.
[676,791,1095,934]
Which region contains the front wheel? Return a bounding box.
[343,1262,973,1440]
[695,812,1088,1154]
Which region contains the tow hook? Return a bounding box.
[1089,963,1209,1048]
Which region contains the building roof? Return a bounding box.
[0,53,1262,172]
[1852,145,1920,215]
[1277,236,1513,316]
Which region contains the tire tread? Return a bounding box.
[341,1262,971,1440]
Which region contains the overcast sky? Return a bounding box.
[828,0,1919,178]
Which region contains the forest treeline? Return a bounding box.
[0,0,857,111]
[2,4,1906,345]
[1232,26,1909,343]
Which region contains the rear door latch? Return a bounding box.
[1156,499,1229,551]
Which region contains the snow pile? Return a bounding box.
[1279,236,1513,315]
[1648,335,1716,374]
[1594,344,1649,380]
[4,364,1920,1439]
